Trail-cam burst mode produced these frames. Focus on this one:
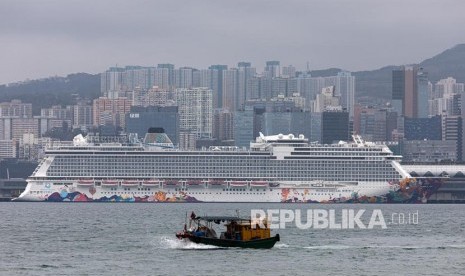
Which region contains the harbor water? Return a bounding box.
[1,203,464,275]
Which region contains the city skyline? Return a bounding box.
[1,0,465,84]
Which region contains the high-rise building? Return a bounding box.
[392,66,419,118]
[271,78,287,98]
[209,65,228,108]
[157,64,175,89]
[151,67,171,90]
[417,68,430,118]
[297,72,354,114]
[222,69,238,111]
[0,140,15,159]
[174,67,194,89]
[442,115,462,161]
[101,67,125,96]
[321,111,349,144]
[73,101,93,130]
[0,100,32,118]
[354,105,398,142]
[404,116,442,141]
[313,86,341,112]
[92,97,132,128]
[213,109,234,141]
[260,112,312,139]
[281,65,296,78]
[233,106,254,148]
[175,88,213,149]
[237,62,256,110]
[429,77,464,117]
[265,61,280,78]
[123,66,152,91]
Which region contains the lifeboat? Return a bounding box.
[164,179,180,186]
[250,181,268,187]
[208,179,226,187]
[186,180,202,186]
[230,181,248,187]
[269,182,280,187]
[77,179,94,186]
[142,179,160,187]
[121,180,139,187]
[101,180,119,187]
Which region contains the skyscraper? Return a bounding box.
[417,68,431,118]
[222,69,238,111]
[237,62,256,110]
[392,66,419,118]
[265,61,280,78]
[174,67,194,89]
[157,64,175,89]
[175,87,213,149]
[100,67,125,96]
[209,65,228,109]
[92,97,132,128]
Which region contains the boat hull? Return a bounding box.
[15,178,444,203]
[187,235,280,249]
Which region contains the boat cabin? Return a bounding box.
[191,216,271,241]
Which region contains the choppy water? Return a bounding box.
[1,203,464,275]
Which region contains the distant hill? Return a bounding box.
[0,73,100,115]
[354,44,465,101]
[420,44,465,83]
[1,44,464,112]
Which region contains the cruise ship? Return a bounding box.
[16,128,442,203]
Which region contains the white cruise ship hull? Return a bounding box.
[16,178,442,203]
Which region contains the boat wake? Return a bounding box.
[304,245,352,250]
[155,236,222,250]
[274,243,290,248]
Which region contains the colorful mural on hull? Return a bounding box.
[46,190,200,202]
[43,178,443,203]
[279,178,444,203]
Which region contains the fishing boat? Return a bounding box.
[176,212,280,249]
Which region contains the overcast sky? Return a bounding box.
[1,0,464,84]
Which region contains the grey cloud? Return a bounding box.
[1,0,465,84]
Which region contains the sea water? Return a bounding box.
[0,203,464,275]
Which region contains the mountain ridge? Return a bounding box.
[1,43,464,111]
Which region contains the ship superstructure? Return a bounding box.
[17,129,439,203]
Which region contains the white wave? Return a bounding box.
[155,236,220,250]
[304,245,352,250]
[275,243,290,248]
